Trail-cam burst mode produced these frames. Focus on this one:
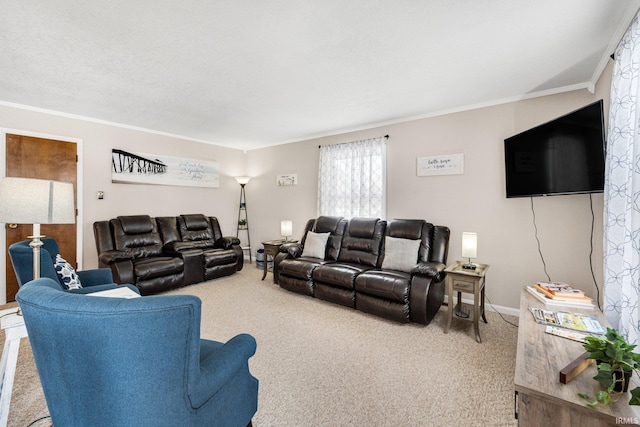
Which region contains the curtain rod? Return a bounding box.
[319,134,389,149]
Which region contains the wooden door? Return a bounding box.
[5,134,77,302]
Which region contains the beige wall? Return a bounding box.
[0,62,612,310]
[246,64,612,311]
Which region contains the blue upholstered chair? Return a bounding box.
[9,237,137,294]
[16,277,259,427]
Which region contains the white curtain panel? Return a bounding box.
[318,136,386,219]
[603,11,640,343]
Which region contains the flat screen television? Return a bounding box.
[504,100,605,198]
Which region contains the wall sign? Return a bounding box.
[277,173,297,186]
[417,153,464,176]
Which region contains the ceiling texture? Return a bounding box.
[1,1,639,151]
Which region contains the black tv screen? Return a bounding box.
[504,100,605,198]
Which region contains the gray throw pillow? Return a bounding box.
[381,236,421,272]
[301,231,330,259]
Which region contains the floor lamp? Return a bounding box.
[0,177,75,281]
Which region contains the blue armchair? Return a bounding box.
[9,237,137,294]
[16,278,259,427]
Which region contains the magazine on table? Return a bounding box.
[528,307,606,335]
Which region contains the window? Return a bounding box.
[318,136,386,218]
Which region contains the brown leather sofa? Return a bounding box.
[93,214,243,295]
[274,217,450,325]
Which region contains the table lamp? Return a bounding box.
[461,232,477,270]
[281,220,293,241]
[0,177,75,280]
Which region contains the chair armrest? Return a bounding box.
[98,250,133,265]
[189,333,257,408]
[410,262,446,282]
[163,241,201,252]
[68,283,140,295]
[280,242,303,258]
[76,268,113,287]
[215,236,240,249]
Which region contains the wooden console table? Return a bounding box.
[514,289,640,426]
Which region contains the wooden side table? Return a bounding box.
[261,240,296,281]
[444,261,489,343]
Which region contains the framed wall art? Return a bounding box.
[112,149,219,188]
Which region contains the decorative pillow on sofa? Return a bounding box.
[381,236,421,273]
[301,232,331,259]
[54,254,83,290]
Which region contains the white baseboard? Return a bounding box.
[444,295,519,317]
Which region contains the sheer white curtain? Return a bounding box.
[318,136,386,218]
[603,11,640,344]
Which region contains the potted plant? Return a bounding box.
[579,327,640,407]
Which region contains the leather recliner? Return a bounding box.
[94,214,244,296]
[274,216,347,296]
[354,219,450,324]
[158,214,244,282]
[312,217,387,308]
[273,217,450,325]
[95,215,186,295]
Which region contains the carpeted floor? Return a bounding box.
[4,266,519,426]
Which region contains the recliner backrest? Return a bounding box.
[338,217,386,267]
[300,216,347,261]
[111,215,163,258]
[384,219,450,265]
[174,214,216,249]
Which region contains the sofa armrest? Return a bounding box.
[215,236,240,249]
[411,262,446,282]
[280,242,303,258]
[190,333,257,408]
[163,241,201,252]
[76,268,114,287]
[98,250,133,266]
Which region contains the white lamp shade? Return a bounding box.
[235,176,251,185]
[461,232,477,259]
[0,177,75,224]
[281,220,293,237]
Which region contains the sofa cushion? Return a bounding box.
[280,258,325,280]
[381,237,420,272]
[312,263,371,289]
[54,254,83,290]
[355,270,410,303]
[133,257,183,280]
[301,232,330,259]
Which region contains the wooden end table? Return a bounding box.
[261,240,296,281]
[444,261,489,343]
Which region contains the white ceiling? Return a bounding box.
[1,1,638,151]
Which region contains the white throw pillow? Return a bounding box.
[381,236,421,272]
[301,232,331,259]
[54,254,83,290]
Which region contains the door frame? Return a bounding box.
[0,128,84,304]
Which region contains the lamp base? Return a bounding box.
[462,262,476,270]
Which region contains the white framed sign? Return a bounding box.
[277,174,297,186]
[417,153,464,176]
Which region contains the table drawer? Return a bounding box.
[452,279,475,292]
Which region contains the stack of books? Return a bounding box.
[525,281,594,309]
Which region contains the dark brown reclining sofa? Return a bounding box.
[274,216,449,325]
[93,214,243,295]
